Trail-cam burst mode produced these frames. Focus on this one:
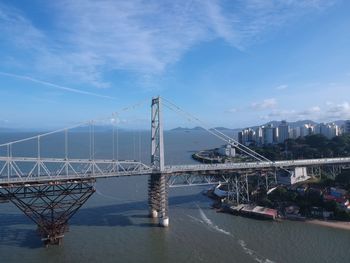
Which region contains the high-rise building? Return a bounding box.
[315,123,339,139]
[255,127,263,146]
[263,124,274,145]
[278,120,289,143]
[238,128,255,146]
[273,127,279,143]
[300,124,313,137]
[289,127,300,139]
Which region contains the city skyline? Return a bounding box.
[238,120,346,147]
[1,0,350,129]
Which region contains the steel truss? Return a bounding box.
[166,173,230,187]
[0,179,95,246]
[307,165,349,179]
[257,169,277,191]
[0,157,152,184]
[227,174,250,204]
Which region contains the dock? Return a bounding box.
[230,204,278,220]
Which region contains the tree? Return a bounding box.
[335,170,350,190]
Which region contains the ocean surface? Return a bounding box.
[0,130,349,263]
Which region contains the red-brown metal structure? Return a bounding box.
[0,179,95,246]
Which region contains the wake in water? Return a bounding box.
[197,205,232,236]
[189,205,276,263]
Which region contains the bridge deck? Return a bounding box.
[0,157,350,186]
[165,157,350,173]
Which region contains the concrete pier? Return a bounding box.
[159,217,169,227]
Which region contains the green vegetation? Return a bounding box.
[250,134,350,160]
[259,170,350,221]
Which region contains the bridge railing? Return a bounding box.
[1,156,350,185]
[164,157,350,173]
[0,157,152,184]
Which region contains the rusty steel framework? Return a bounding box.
[227,174,250,204]
[1,97,350,246]
[0,179,95,246]
[308,164,350,179]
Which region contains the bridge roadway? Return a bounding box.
[1,156,350,186]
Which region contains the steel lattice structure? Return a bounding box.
[0,179,95,246]
[1,96,350,246]
[0,157,152,184]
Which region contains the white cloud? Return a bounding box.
[251,98,277,110]
[0,71,116,99]
[276,84,288,90]
[298,106,321,116]
[0,1,338,89]
[325,102,350,119]
[262,102,350,122]
[226,108,239,113]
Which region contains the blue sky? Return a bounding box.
[0,0,349,130]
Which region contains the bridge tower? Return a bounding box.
[149,96,169,227]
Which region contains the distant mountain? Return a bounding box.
[288,120,318,128]
[333,120,346,126]
[210,127,240,131]
[170,127,189,131]
[170,126,205,132]
[170,126,243,132]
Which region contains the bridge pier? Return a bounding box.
[148,173,160,218]
[148,173,169,227]
[158,173,169,227]
[1,179,95,246]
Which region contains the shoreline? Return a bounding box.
[304,219,350,231]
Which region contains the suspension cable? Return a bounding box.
[162,97,272,163]
[162,97,293,173]
[162,100,265,162]
[0,99,149,149]
[112,115,115,161]
[139,129,141,162]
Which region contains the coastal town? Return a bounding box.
[193,120,350,230]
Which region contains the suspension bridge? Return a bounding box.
[0,96,350,246]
